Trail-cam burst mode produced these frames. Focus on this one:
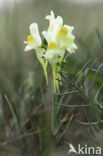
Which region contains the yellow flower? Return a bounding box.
[24,23,42,51]
[56,25,77,53]
[42,10,77,54]
[42,11,77,92]
[24,23,48,85]
[24,11,78,92]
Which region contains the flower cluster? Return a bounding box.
[24,11,77,92]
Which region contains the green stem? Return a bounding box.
[42,60,48,85]
[52,94,57,134]
[52,65,60,93]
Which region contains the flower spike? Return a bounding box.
[24,11,77,92]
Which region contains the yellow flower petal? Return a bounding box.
[58,27,68,37]
[27,35,34,42]
[47,42,57,50]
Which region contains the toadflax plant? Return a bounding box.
[24,11,77,92]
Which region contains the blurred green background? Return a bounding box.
[0,0,103,155]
